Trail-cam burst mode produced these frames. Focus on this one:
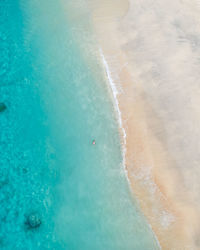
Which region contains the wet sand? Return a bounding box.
[88,0,200,249]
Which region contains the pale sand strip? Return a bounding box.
[88,0,200,249]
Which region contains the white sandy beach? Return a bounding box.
[88,0,200,249]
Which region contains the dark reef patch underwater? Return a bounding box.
[0,0,159,249]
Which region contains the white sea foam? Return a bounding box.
[99,48,127,175]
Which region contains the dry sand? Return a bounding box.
[88,0,200,249]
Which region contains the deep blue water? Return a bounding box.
[0,0,159,249]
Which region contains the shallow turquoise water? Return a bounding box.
[0,0,159,249]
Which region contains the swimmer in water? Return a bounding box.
[92,140,96,145]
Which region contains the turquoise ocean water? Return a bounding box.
[0,0,159,249]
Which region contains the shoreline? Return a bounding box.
[99,48,127,175]
[99,48,161,249]
[89,0,200,249]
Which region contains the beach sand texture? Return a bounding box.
[88,0,200,249]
